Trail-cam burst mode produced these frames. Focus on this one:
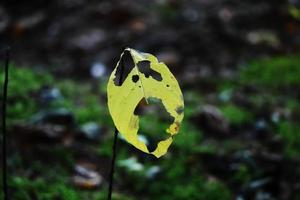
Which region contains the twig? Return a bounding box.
[107,128,119,200]
[2,47,10,200]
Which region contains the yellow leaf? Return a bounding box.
[107,48,184,158]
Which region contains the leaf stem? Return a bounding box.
[107,128,119,200]
[107,48,126,200]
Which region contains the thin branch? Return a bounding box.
[107,128,119,200]
[2,47,10,200]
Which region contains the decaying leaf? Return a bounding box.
[107,48,184,158]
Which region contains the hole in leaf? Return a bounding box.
[114,50,135,86]
[137,60,163,81]
[134,97,174,152]
[132,75,139,83]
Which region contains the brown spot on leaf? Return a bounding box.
[174,122,180,132]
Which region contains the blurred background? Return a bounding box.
[1,0,300,199]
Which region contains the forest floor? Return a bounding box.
[1,0,300,199]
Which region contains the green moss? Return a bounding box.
[2,66,53,96]
[8,170,135,200]
[74,96,108,124]
[54,80,112,126]
[138,112,170,140]
[233,164,252,184]
[9,176,79,200]
[194,140,218,154]
[1,66,234,200]
[150,173,232,200]
[0,66,111,126]
[277,121,300,157]
[81,192,136,200]
[0,66,53,122]
[170,178,230,200]
[240,55,300,89]
[121,152,233,200]
[173,120,203,153]
[220,104,253,125]
[222,140,246,154]
[286,98,300,110]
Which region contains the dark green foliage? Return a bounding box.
[126,155,232,200]
[0,66,53,122]
[10,177,79,200]
[240,55,300,89]
[239,55,300,158]
[277,121,300,157]
[0,67,111,126]
[220,104,254,125]
[54,80,112,126]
